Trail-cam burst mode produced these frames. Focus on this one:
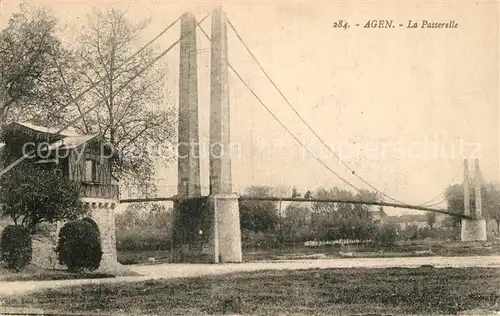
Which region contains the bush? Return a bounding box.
[115,203,173,253]
[116,229,171,252]
[56,220,102,272]
[401,224,419,241]
[82,217,99,231]
[241,229,280,249]
[0,225,32,271]
[374,224,398,248]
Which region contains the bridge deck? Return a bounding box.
[119,195,473,219]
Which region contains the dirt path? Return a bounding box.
[0,255,499,297]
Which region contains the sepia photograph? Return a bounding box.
[0,0,499,315]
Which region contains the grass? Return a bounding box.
[0,265,115,282]
[4,267,500,315]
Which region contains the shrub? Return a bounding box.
[241,229,280,249]
[0,225,32,271]
[82,217,99,231]
[116,229,171,252]
[56,220,102,272]
[374,224,398,248]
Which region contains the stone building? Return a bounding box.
[369,206,387,225]
[387,214,428,229]
[0,122,121,271]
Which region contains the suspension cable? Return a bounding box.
[225,16,412,205]
[197,25,360,192]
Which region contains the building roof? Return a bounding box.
[2,122,118,156]
[369,206,386,214]
[45,134,118,157]
[4,121,80,137]
[47,134,99,151]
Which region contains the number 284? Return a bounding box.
[332,20,350,29]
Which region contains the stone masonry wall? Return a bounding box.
[82,199,118,263]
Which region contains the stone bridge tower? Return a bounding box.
[461,159,487,241]
[209,7,242,263]
[171,8,242,263]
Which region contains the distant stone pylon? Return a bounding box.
[474,158,482,218]
[461,158,486,241]
[463,159,470,216]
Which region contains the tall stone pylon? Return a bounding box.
[209,6,242,263]
[474,159,482,218]
[463,159,470,216]
[209,6,231,195]
[170,12,207,263]
[178,12,201,197]
[461,159,487,241]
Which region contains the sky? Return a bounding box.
[1,1,499,215]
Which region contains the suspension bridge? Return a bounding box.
[113,7,487,263]
[0,7,488,265]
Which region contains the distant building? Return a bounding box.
[387,214,428,229]
[370,206,387,225]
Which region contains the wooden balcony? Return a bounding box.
[80,183,119,200]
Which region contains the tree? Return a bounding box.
[274,185,290,241]
[304,190,312,199]
[443,184,463,228]
[72,8,175,186]
[0,162,87,233]
[426,212,437,229]
[482,182,500,232]
[310,187,378,241]
[401,224,419,241]
[282,203,312,243]
[0,4,74,126]
[116,202,172,231]
[373,223,398,247]
[115,203,173,252]
[239,186,279,233]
